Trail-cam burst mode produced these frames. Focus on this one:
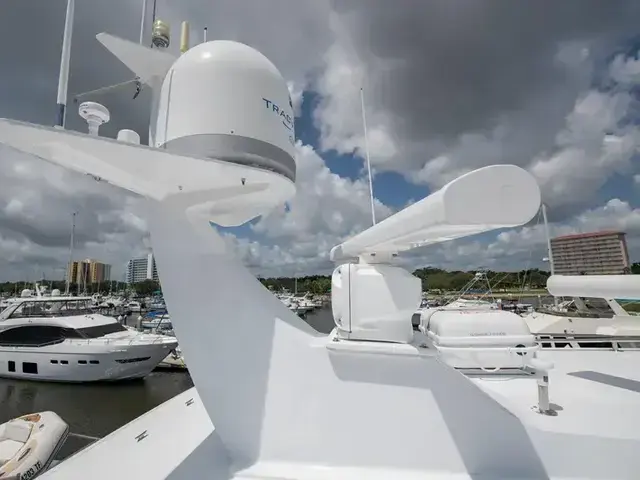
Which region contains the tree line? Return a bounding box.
[0,279,161,296]
[258,267,553,295]
[4,263,638,297]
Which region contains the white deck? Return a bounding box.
[475,349,640,441]
[42,345,640,479]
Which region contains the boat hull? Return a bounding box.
[0,341,176,382]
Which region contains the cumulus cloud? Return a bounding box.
[157,0,333,87]
[0,146,149,281]
[0,0,331,281]
[226,141,393,276]
[442,199,640,271]
[1,1,639,281]
[529,89,640,209]
[315,1,640,214]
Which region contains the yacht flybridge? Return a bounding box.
[0,9,639,480]
[0,296,177,382]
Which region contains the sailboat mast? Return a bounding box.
[541,203,558,307]
[360,87,376,226]
[65,212,76,295]
[541,204,555,276]
[55,0,75,127]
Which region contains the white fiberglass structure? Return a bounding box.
[526,275,640,348]
[0,29,639,480]
[0,297,176,382]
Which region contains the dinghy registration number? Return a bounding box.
[19,460,42,480]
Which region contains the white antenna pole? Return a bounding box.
[65,212,76,295]
[203,26,208,42]
[139,0,149,44]
[360,87,376,225]
[541,203,558,307]
[56,0,75,127]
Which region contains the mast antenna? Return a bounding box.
[65,212,77,295]
[541,203,558,307]
[360,87,376,225]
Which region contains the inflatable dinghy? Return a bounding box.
[0,411,68,479]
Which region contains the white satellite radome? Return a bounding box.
[153,40,296,182]
[78,101,110,136]
[116,129,140,144]
[51,289,61,296]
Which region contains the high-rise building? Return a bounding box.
[68,261,79,286]
[126,253,159,284]
[550,231,630,275]
[67,259,112,286]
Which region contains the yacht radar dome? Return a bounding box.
[153,40,296,182]
[78,101,110,136]
[51,289,61,296]
[151,19,170,48]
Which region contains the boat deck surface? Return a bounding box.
[473,349,640,440]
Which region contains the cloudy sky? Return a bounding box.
[0,0,639,281]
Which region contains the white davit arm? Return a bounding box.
[330,164,541,261]
[547,275,640,300]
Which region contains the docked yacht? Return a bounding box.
[524,275,640,350]
[125,301,142,313]
[140,312,173,330]
[0,296,177,382]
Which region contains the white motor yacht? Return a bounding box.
[140,313,173,330]
[294,293,321,311]
[0,296,177,382]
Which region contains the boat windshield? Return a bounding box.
[75,323,127,338]
[0,299,95,320]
